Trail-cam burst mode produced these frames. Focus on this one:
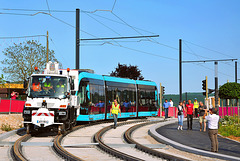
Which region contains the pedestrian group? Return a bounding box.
[164,98,220,152]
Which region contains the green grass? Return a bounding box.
[1,123,13,132]
[219,115,240,137]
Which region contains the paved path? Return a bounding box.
[156,119,240,158]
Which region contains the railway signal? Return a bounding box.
[161,86,165,95]
[202,79,206,90]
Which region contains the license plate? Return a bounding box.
[37,120,49,124]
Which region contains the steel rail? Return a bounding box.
[11,134,31,161]
[93,120,152,161]
[52,120,113,161]
[123,121,190,161]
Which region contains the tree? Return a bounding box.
[219,82,240,118]
[219,82,240,99]
[0,74,6,87]
[1,40,61,82]
[110,63,144,80]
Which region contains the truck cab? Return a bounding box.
[23,62,79,134]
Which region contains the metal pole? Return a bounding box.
[179,39,182,102]
[215,61,219,110]
[185,92,187,102]
[46,31,49,63]
[206,76,208,109]
[235,61,237,83]
[76,8,80,69]
[9,98,12,115]
[160,83,162,117]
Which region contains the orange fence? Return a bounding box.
[0,99,25,113]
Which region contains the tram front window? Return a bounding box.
[29,76,68,98]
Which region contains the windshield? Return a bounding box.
[28,76,68,98]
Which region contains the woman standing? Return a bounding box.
[177,101,185,130]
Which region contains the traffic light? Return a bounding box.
[203,92,206,96]
[202,79,206,90]
[161,86,165,95]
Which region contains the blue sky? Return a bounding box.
[0,0,240,94]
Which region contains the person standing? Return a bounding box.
[193,98,199,118]
[123,100,131,112]
[11,91,19,99]
[176,101,185,130]
[169,98,174,107]
[198,101,207,132]
[163,99,170,119]
[203,107,220,152]
[110,99,121,129]
[186,99,194,130]
[97,100,105,113]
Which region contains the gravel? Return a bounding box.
[0,114,23,134]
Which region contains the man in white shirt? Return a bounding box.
[169,99,173,107]
[203,107,220,152]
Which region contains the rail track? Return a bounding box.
[11,117,217,161]
[93,119,191,161]
[11,134,31,161]
[123,121,189,161]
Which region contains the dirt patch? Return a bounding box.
[0,114,23,134]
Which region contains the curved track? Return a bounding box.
[11,118,224,161]
[11,134,31,161]
[93,119,187,161]
[123,121,188,161]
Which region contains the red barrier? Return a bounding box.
[0,99,25,113]
[158,107,178,118]
[158,106,240,118]
[219,107,239,117]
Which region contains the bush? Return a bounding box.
[1,123,13,132]
[219,115,240,137]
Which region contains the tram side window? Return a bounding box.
[89,84,105,114]
[139,88,157,112]
[107,86,136,113]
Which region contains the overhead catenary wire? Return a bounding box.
[183,40,234,58]
[0,35,46,39]
[0,8,75,12]
[45,0,51,14]
[183,40,237,69]
[84,12,122,36]
[2,7,237,72]
[111,0,117,12]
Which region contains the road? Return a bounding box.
[156,119,240,158]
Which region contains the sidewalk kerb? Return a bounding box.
[149,119,240,161]
[0,128,25,141]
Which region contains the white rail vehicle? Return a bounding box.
[23,62,80,134]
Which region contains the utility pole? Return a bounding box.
[235,61,237,83]
[206,76,208,109]
[160,83,162,117]
[215,61,219,109]
[76,8,80,69]
[46,31,49,63]
[179,39,182,102]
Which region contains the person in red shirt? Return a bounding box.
[11,91,19,99]
[186,99,194,130]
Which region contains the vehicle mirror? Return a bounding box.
[24,80,28,89]
[71,82,74,90]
